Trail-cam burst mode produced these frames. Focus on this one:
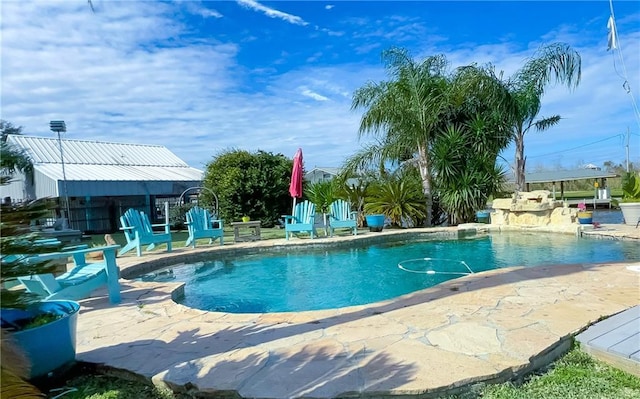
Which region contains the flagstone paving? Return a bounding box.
[75,224,639,398]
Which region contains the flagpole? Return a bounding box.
[608,0,640,131]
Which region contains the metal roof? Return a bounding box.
[7,135,189,167]
[34,164,203,182]
[305,167,341,176]
[7,135,203,182]
[506,169,619,184]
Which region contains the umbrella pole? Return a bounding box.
[292,197,297,215]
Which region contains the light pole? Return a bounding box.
[50,120,71,227]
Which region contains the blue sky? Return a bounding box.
[2,0,639,174]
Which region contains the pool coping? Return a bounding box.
[75,224,640,398]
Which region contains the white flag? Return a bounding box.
[607,15,618,51]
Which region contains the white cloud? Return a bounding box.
[325,5,335,10]
[1,1,638,173]
[235,0,308,26]
[300,88,330,102]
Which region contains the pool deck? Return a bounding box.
[75,224,640,398]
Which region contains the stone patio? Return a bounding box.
[74,225,640,398]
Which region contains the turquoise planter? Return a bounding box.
[365,214,385,232]
[2,300,80,379]
[476,211,490,224]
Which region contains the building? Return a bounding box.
[304,167,360,188]
[1,135,204,233]
[305,167,341,185]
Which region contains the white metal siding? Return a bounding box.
[0,171,28,202]
[34,169,59,198]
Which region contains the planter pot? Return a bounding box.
[1,300,80,379]
[577,211,593,225]
[476,210,490,224]
[619,202,640,226]
[365,214,385,232]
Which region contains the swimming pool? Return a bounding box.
[139,232,639,313]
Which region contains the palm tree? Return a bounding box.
[428,65,514,224]
[0,120,23,143]
[349,47,450,226]
[364,171,427,227]
[509,43,581,191]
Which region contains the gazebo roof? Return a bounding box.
[507,169,619,184]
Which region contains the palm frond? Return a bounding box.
[533,115,562,131]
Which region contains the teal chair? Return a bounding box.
[185,206,224,248]
[17,244,122,304]
[119,208,172,257]
[283,200,317,240]
[328,199,357,237]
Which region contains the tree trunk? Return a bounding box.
[514,132,526,192]
[417,144,433,227]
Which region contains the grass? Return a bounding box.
[563,189,622,200]
[454,346,640,399]
[42,345,639,398]
[85,226,366,251]
[84,226,290,249]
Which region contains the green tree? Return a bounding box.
[349,49,515,225]
[431,122,507,224]
[429,65,513,224]
[202,149,292,227]
[0,141,32,186]
[509,43,581,191]
[0,120,31,187]
[0,120,23,143]
[349,47,450,226]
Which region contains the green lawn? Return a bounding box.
[451,346,640,399]
[44,345,639,398]
[563,189,622,200]
[85,226,290,249]
[85,226,367,250]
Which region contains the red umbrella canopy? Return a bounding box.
[289,148,303,198]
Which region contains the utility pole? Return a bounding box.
[625,127,630,173]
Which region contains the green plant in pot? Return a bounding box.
[1,141,81,393]
[617,172,640,226]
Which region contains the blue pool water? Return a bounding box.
[140,232,639,313]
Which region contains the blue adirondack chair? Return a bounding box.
[119,208,172,257]
[185,206,224,248]
[283,200,317,240]
[17,244,122,304]
[328,199,358,237]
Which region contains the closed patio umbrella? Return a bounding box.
[289,148,303,213]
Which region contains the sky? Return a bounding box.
[1,0,639,175]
